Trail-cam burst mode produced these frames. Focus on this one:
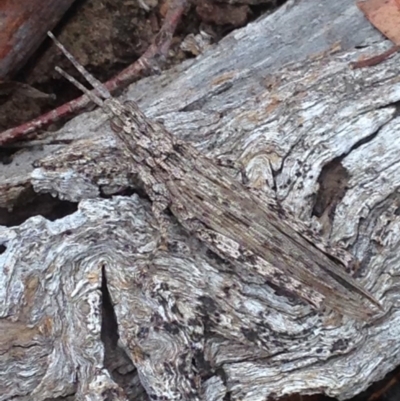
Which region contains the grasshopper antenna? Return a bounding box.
[54,66,105,108]
[47,31,111,100]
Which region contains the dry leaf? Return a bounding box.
[357,0,400,44]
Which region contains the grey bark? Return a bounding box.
[1,0,399,400]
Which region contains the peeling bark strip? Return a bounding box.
[47,32,381,321]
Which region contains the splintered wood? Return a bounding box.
[4,2,400,400]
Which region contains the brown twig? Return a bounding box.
[350,44,400,69]
[0,0,188,146]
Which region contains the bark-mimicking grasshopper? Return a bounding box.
[48,32,382,320]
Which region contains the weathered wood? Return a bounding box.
[1,0,400,400]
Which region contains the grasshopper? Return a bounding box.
[47,32,382,320]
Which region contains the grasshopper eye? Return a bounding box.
[123,100,140,112]
[110,116,124,132]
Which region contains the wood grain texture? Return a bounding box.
[0,0,77,79]
[2,0,400,400]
